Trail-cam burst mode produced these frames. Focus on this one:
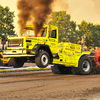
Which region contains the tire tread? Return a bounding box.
[71,56,92,75]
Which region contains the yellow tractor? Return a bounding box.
[0,37,10,66]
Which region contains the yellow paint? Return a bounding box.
[0,52,10,65]
[3,24,91,68]
[53,42,90,67]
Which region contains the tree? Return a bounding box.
[0,5,16,39]
[78,20,100,47]
[49,11,100,47]
[78,20,94,47]
[49,11,77,43]
[93,24,100,47]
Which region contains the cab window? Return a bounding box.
[49,29,56,38]
[36,28,47,37]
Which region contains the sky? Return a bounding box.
[0,0,100,34]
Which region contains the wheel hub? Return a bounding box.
[82,60,90,72]
[41,55,48,65]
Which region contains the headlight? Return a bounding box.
[20,44,22,46]
[23,50,26,54]
[3,51,6,54]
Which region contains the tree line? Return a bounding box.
[0,5,100,48]
[49,11,100,48]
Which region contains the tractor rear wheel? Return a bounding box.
[71,56,92,75]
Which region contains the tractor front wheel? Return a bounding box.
[0,59,3,66]
[35,51,50,68]
[9,57,25,68]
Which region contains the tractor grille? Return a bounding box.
[8,38,23,47]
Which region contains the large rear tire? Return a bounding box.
[71,56,92,75]
[35,51,50,68]
[51,65,72,74]
[9,57,25,68]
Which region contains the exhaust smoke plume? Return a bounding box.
[17,0,54,36]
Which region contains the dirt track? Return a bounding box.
[0,63,100,100]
